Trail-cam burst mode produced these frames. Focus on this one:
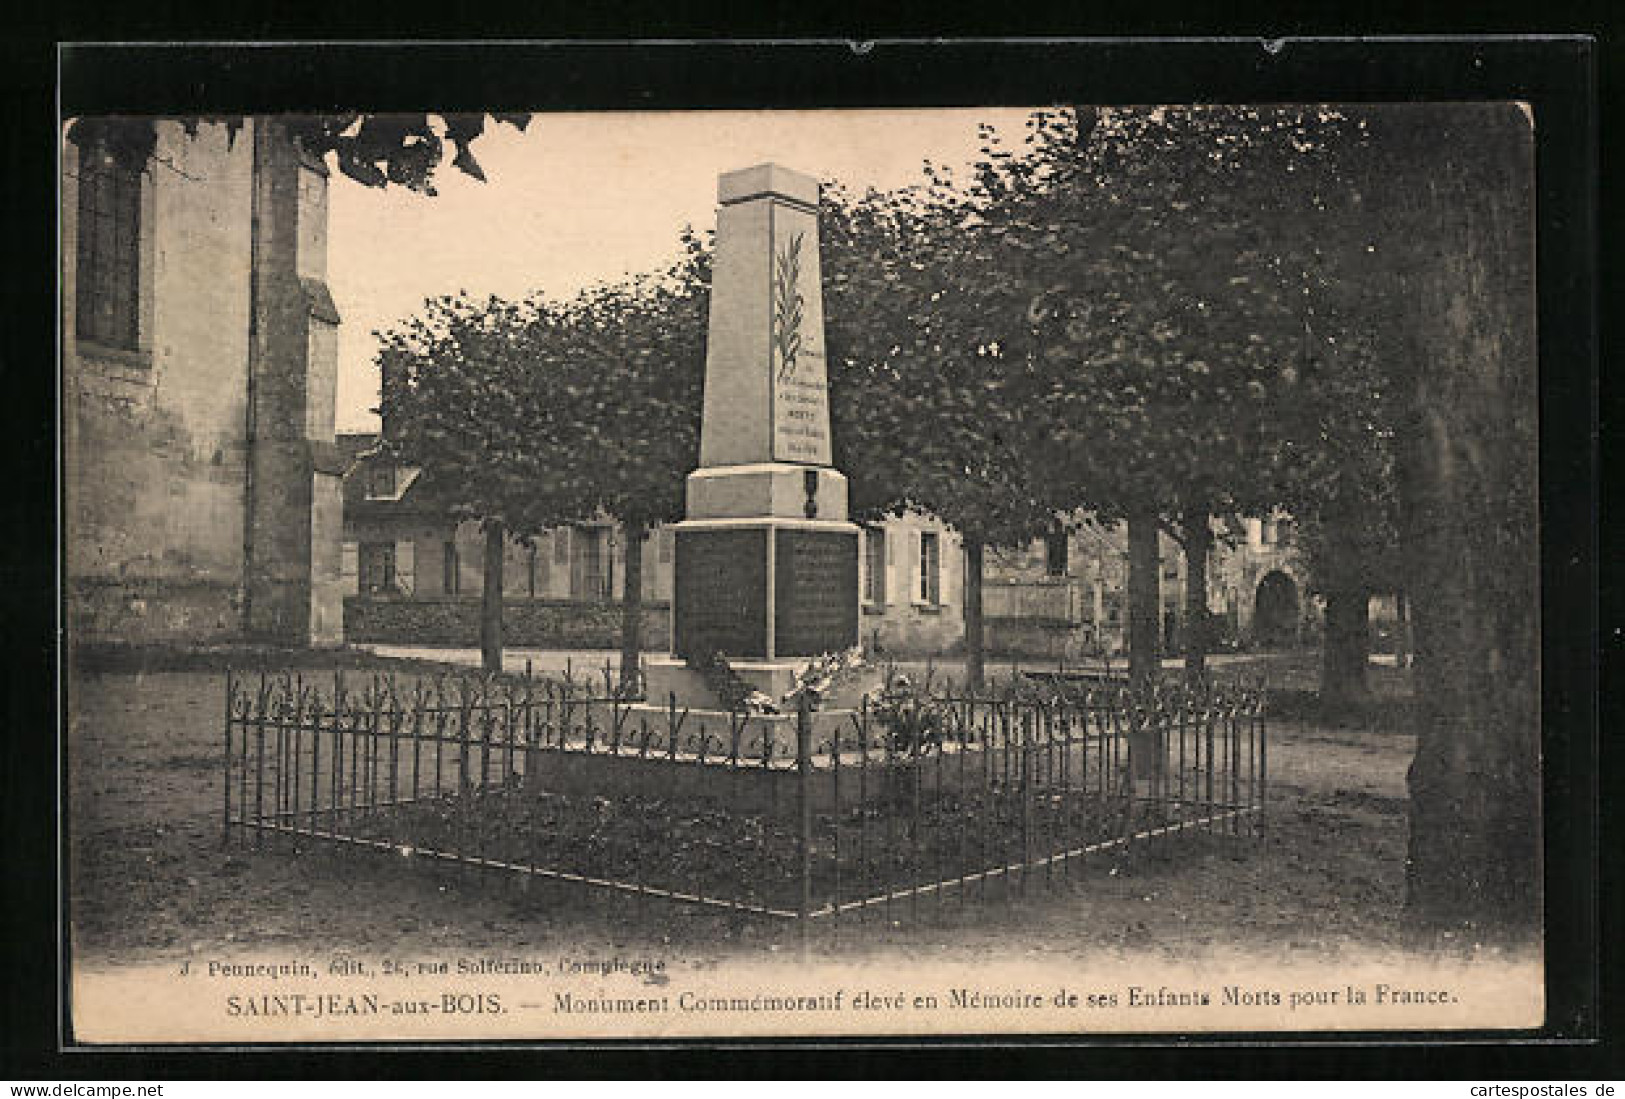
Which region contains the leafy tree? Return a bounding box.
[971,101,1540,930]
[1270,280,1408,708]
[66,113,531,193]
[823,179,1054,688]
[377,236,707,681]
[543,237,709,687]
[956,105,1386,689]
[823,105,1370,688]
[1358,104,1539,933]
[378,294,586,671]
[825,102,1537,934]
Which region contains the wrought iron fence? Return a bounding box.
[223,668,1266,928]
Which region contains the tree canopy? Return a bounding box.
[67,113,531,193]
[376,230,708,678]
[820,104,1409,685]
[825,104,1400,555]
[376,230,708,537]
[822,176,1053,552]
[970,106,1380,527]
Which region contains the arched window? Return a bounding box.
[76,138,143,351]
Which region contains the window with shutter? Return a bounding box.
[918,531,941,605]
[862,526,886,606]
[443,541,460,595]
[577,527,611,600]
[340,542,359,595]
[396,541,415,594]
[885,524,899,607]
[359,542,396,595]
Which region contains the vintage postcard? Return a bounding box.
[63,81,1553,1043]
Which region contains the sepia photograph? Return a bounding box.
[56,43,1575,1046]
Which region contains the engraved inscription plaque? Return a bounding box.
[673,528,768,659]
[773,528,859,657]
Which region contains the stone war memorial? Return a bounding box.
[645,163,861,711]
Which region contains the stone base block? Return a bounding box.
[671,519,859,661]
[643,656,885,714]
[523,700,994,816]
[643,655,803,711]
[686,463,849,521]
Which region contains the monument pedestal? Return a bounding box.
[668,514,859,673]
[642,656,802,710]
[643,654,883,715]
[656,162,860,714]
[652,462,861,711]
[686,463,849,520]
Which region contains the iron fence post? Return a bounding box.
[831,711,842,936]
[1222,705,1235,832]
[370,679,383,817]
[253,685,266,851]
[1020,707,1032,898]
[309,689,321,840]
[1257,694,1269,837]
[1205,703,1216,813]
[330,686,342,834]
[222,669,233,849]
[796,692,813,953]
[290,678,304,851]
[857,699,870,924]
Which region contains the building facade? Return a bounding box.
[64,118,345,647]
[340,437,963,656]
[982,513,1317,661]
[855,513,965,657]
[339,435,674,648]
[340,428,1327,663]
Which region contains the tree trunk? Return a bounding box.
[1402,396,1541,934]
[1391,103,1541,934]
[1127,510,1161,688]
[618,519,647,695]
[1182,506,1211,686]
[1320,587,1370,709]
[480,520,505,674]
[963,539,985,691]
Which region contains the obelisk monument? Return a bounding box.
[652,163,860,705]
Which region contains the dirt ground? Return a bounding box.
[64,651,1506,972]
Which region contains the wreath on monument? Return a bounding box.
[782,647,866,711]
[685,647,867,716]
[685,651,781,715]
